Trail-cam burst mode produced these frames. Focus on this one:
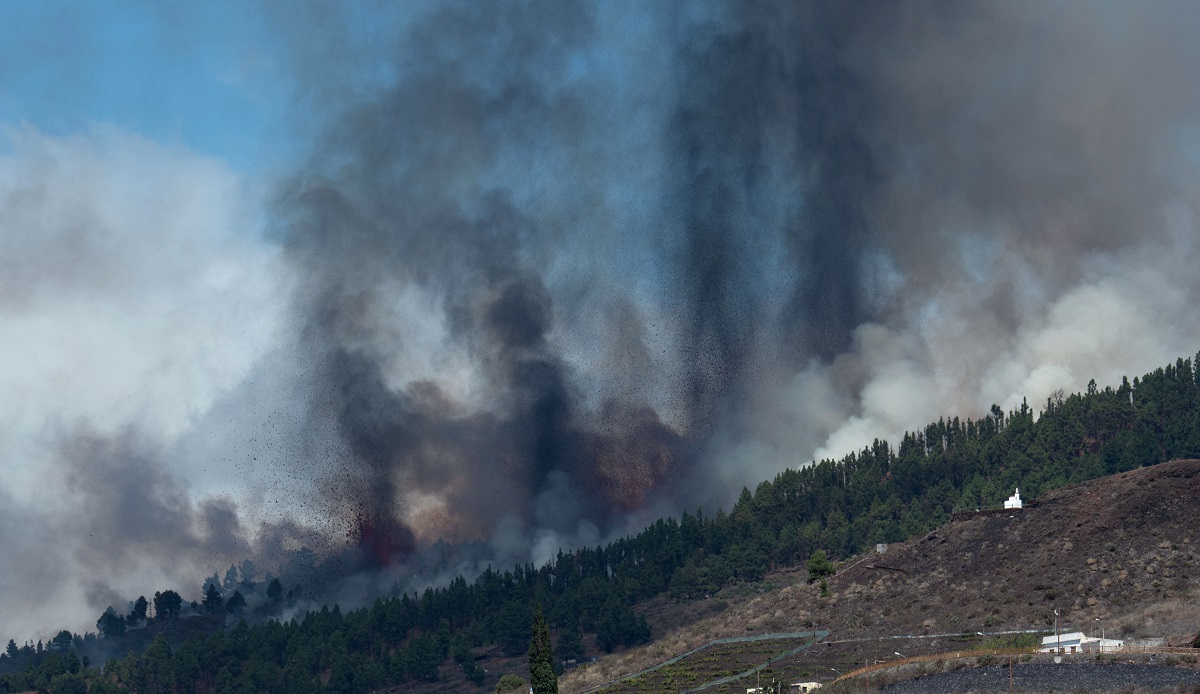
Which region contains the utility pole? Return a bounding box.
[1055,609,1061,654]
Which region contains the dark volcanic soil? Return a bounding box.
[836,459,1200,641]
[882,662,1200,693]
[563,460,1200,693]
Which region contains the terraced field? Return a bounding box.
[594,632,826,693]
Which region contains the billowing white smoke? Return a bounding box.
[6,0,1200,646]
[698,0,1200,486]
[0,125,289,641]
[712,215,1200,485]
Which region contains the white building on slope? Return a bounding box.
[1003,488,1023,509]
[1039,632,1124,653]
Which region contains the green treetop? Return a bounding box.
[528,605,557,694]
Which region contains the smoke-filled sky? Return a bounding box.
[3,0,1200,642]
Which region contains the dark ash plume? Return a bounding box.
[262,0,1200,570]
[10,0,1200,640]
[268,0,897,563]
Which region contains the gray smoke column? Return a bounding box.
[275,5,691,554]
[262,0,1200,564]
[5,0,1200,640]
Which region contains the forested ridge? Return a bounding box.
[4,353,1199,693]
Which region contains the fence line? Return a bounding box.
[1118,646,1200,655]
[680,633,827,693]
[834,646,1200,683]
[580,629,1196,692]
[578,630,829,694]
[834,648,1036,683]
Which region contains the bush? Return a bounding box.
[496,673,527,693]
[807,550,836,583]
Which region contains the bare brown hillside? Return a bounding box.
[562,459,1200,693]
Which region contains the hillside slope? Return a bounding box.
[564,460,1200,692]
[864,457,1200,637]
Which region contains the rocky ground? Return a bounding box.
[879,661,1200,694]
[561,460,1200,693]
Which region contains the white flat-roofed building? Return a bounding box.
[1039,632,1123,653]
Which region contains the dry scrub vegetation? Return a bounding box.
[560,460,1200,693]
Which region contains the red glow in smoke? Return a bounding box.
[346,509,415,568]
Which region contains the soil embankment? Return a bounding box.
[882,661,1200,694]
[563,460,1200,693]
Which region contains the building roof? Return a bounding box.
[1041,632,1087,644]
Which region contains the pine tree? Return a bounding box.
[528,605,557,694]
[128,596,148,625]
[226,590,247,614]
[97,607,126,638]
[202,584,223,613]
[153,590,182,620]
[556,619,583,661]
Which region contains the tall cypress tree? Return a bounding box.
[528,605,557,694]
